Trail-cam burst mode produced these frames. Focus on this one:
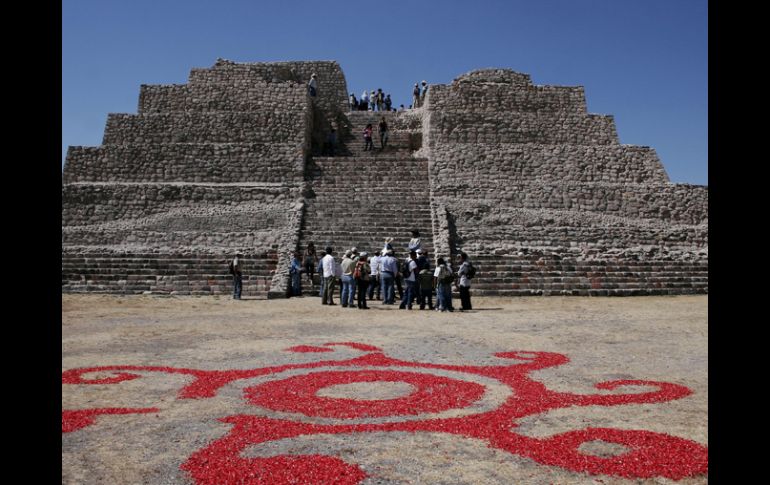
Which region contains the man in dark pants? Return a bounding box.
[321,246,337,305]
[415,249,434,310]
[231,253,243,300]
[457,252,472,311]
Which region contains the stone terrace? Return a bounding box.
[62,61,707,297]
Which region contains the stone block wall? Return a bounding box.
[63,62,707,296]
[62,185,302,255]
[426,109,618,145]
[63,144,305,183]
[433,182,707,225]
[102,112,307,145]
[443,204,707,252]
[62,184,299,226]
[191,59,349,117]
[429,144,669,184]
[138,81,306,114]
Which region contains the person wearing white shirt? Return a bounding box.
[367,252,381,300]
[321,247,336,305]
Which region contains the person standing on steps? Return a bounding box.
[412,83,421,108]
[324,128,337,156]
[308,73,318,97]
[349,93,357,111]
[385,94,392,112]
[363,123,374,151]
[379,117,389,150]
[289,251,303,296]
[230,253,243,300]
[420,80,429,107]
[316,250,326,297]
[376,88,384,112]
[304,242,317,291]
[360,90,369,111]
[408,230,422,252]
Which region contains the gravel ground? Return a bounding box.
[63,294,708,484]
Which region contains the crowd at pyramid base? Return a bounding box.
[62,60,707,298]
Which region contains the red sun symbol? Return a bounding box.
[63,342,707,483]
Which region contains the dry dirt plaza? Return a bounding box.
[62,294,708,484]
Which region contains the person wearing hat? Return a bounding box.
[354,252,371,309]
[379,249,398,304]
[412,83,421,108]
[341,250,357,308]
[420,80,429,107]
[308,73,318,97]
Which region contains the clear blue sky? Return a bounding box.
[63,0,707,185]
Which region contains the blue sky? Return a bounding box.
[63,0,707,185]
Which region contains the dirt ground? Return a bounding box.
[62,294,708,484]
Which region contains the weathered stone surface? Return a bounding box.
[62,61,708,296]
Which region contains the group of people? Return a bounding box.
[351,89,393,112]
[287,232,473,311]
[348,81,429,112]
[363,117,389,151]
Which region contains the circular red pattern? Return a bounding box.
[63,342,708,482]
[245,370,486,418]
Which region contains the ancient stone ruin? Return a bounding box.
[62,59,708,297]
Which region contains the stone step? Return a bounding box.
[311,155,428,163]
[304,190,432,197]
[61,251,279,297]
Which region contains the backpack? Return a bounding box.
[401,259,413,278]
[353,261,365,280]
[439,265,454,284]
[466,262,476,279]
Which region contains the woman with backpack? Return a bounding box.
[433,257,454,312]
[354,253,371,309]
